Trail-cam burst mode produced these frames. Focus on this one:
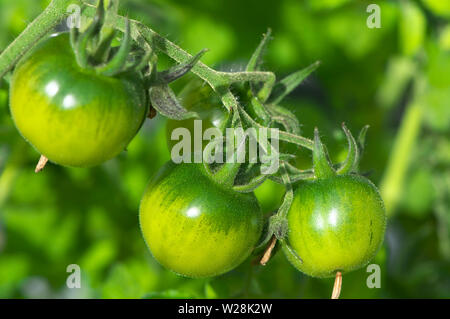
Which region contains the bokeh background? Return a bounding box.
[0,0,449,298]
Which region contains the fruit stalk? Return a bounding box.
[331,271,342,299]
[35,155,49,173]
[260,235,277,265]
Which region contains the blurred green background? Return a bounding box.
[0,0,449,298]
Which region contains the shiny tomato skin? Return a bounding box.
[9,33,148,167]
[283,175,386,278]
[139,162,263,278]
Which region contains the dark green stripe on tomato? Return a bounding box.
[139,162,263,278]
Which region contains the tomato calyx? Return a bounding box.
[313,123,369,179]
[210,162,242,189]
[70,0,149,77]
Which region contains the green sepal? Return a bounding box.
[268,61,320,105]
[269,214,289,239]
[233,174,268,193]
[92,0,119,63]
[313,127,336,179]
[249,97,271,125]
[246,28,272,72]
[280,238,303,264]
[149,84,198,120]
[246,29,273,101]
[156,49,208,84]
[74,11,102,68]
[358,125,370,158]
[337,123,359,175]
[212,161,242,189]
[237,104,313,150]
[92,29,116,63]
[267,104,301,135]
[131,49,153,73]
[96,18,132,76]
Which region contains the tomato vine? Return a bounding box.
[0,0,388,299]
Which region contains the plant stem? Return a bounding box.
[380,75,426,217]
[81,2,275,112]
[0,0,317,187]
[0,0,81,79]
[380,101,423,216]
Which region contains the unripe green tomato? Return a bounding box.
[139,162,263,278]
[165,79,228,151]
[9,33,148,167]
[283,175,386,278]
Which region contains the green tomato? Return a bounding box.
[283,174,386,278]
[9,33,148,167]
[254,179,285,214]
[165,79,228,151]
[139,162,263,278]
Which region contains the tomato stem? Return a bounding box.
[331,271,342,299]
[260,235,277,266]
[35,155,49,173]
